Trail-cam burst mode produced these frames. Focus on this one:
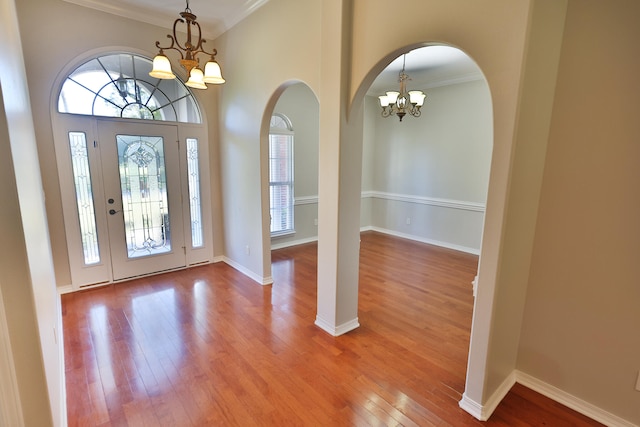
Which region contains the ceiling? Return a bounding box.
[62,0,269,38]
[367,46,483,96]
[62,1,482,92]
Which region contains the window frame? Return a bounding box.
[269,114,295,237]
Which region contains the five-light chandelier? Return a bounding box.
[149,0,225,89]
[378,54,426,122]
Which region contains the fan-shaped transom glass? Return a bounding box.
[58,53,202,123]
[270,113,293,131]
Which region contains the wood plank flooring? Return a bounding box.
[63,231,604,426]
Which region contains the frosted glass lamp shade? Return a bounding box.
[185,67,207,89]
[378,95,390,107]
[386,91,400,104]
[203,60,225,84]
[409,90,426,106]
[149,54,176,79]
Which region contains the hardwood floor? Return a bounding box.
[63,231,603,426]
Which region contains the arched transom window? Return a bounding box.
[57,53,201,123]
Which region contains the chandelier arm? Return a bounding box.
[171,17,189,52]
[155,36,185,60]
[189,20,217,58]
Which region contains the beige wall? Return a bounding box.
[0,84,53,427]
[6,0,639,423]
[214,0,323,280]
[519,0,640,423]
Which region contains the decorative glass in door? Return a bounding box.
[116,134,172,258]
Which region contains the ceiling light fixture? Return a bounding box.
[378,54,426,121]
[149,0,225,89]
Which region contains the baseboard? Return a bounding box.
[314,316,360,336]
[57,298,68,427]
[460,370,638,427]
[366,226,480,255]
[458,393,485,421]
[57,284,73,295]
[515,371,638,427]
[459,371,516,421]
[222,256,272,286]
[271,236,318,250]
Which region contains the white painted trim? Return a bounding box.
[458,393,485,421]
[365,191,485,212]
[56,298,68,427]
[294,195,318,206]
[60,0,269,39]
[314,316,360,336]
[365,226,480,255]
[221,256,273,286]
[57,284,74,295]
[424,72,484,89]
[516,371,638,427]
[212,255,225,263]
[0,285,25,427]
[271,236,318,250]
[459,371,515,421]
[293,192,486,213]
[459,369,638,426]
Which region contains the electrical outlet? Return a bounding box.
[245,245,250,255]
[314,218,318,226]
[635,371,640,392]
[406,217,411,225]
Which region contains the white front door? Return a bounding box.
[97,120,186,280]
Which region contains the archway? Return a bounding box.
[259,81,320,282]
[361,45,491,257]
[350,42,495,417]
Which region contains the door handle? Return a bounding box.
[108,209,121,215]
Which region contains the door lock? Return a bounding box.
[108,209,121,215]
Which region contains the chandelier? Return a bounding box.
[149,0,225,89]
[378,55,426,121]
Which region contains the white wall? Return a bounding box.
[362,78,492,253]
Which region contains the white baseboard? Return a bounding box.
[459,371,516,421]
[364,226,480,255]
[221,256,272,286]
[271,236,318,250]
[57,284,73,295]
[460,370,638,427]
[314,316,360,336]
[458,393,485,421]
[515,371,638,427]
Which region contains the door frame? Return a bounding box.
[98,120,186,281]
[52,114,213,290]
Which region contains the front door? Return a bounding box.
[98,120,186,280]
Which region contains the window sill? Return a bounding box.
[271,230,295,239]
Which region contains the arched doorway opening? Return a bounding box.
[259,81,320,281]
[351,42,494,414]
[361,45,491,258]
